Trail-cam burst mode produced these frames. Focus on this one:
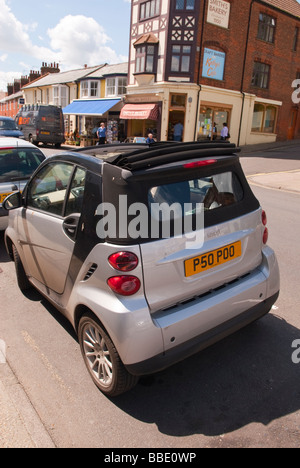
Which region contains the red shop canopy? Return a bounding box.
[120,103,159,120]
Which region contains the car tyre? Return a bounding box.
[78,314,139,397]
[12,245,31,291]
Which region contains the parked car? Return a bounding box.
[0,138,45,230]
[0,116,24,139]
[15,104,65,147]
[4,142,280,396]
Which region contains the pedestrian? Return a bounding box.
[213,122,218,140]
[97,122,106,145]
[173,121,184,141]
[221,122,230,140]
[146,133,155,144]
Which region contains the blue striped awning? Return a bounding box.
[63,99,121,116]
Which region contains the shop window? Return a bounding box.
[135,45,157,74]
[198,106,230,141]
[171,45,191,73]
[252,103,277,133]
[257,13,276,43]
[251,62,270,89]
[140,0,160,20]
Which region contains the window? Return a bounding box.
[149,172,243,222]
[140,0,160,20]
[53,86,69,107]
[0,148,44,183]
[171,45,191,73]
[65,167,86,217]
[118,77,127,95]
[251,62,270,89]
[27,163,74,216]
[257,13,276,43]
[80,80,100,99]
[293,27,299,52]
[135,45,157,74]
[176,0,195,10]
[252,103,277,133]
[106,77,127,96]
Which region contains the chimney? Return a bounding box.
[29,70,41,82]
[40,61,60,75]
[13,79,21,94]
[20,76,29,88]
[7,83,13,96]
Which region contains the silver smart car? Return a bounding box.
[4,142,280,396]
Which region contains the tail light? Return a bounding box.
[108,251,139,272]
[262,210,268,244]
[107,252,140,296]
[107,276,141,296]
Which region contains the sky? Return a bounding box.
[0,0,132,91]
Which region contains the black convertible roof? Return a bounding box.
[75,141,240,172]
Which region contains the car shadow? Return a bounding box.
[2,230,300,439]
[112,313,300,438]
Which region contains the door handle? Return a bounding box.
[63,214,80,239]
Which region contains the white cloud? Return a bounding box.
[0,71,23,91]
[0,1,127,89]
[47,15,122,69]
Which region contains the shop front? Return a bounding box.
[63,98,126,145]
[120,102,161,141]
[198,105,231,141]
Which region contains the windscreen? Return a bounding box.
[0,148,44,182]
[0,119,18,130]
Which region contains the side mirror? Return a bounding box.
[3,192,22,211]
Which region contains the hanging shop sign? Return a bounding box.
[207,0,231,29]
[202,48,226,81]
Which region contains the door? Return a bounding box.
[20,161,86,294]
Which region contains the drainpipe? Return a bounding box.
[238,0,255,146]
[194,0,207,141]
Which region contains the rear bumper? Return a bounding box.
[125,291,279,376]
[124,246,280,376]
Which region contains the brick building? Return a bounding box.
[124,0,300,144]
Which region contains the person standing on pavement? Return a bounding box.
[173,121,184,141]
[221,122,230,140]
[97,122,106,145]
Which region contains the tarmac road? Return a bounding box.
[0,141,299,448]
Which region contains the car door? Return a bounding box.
[20,161,86,294]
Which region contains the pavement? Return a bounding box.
[239,138,300,193]
[0,138,299,448]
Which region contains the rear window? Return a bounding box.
[0,148,44,182]
[149,171,244,216]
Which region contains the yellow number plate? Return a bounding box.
[41,131,50,135]
[184,241,242,277]
[0,193,12,203]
